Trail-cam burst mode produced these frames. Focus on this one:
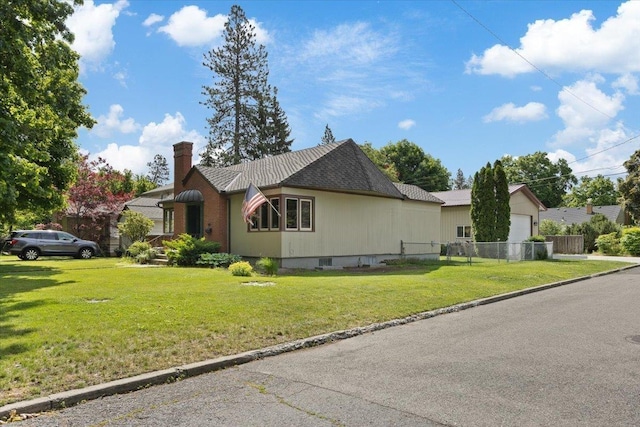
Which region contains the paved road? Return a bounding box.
[21,268,640,426]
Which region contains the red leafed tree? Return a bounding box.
[66,155,134,244]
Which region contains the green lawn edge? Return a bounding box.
[0,256,632,406]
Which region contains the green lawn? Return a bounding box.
[0,255,631,406]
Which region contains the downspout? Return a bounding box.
[227,197,231,253]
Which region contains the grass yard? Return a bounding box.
[0,255,631,406]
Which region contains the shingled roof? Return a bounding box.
[432,184,546,209]
[193,139,404,199]
[393,183,443,204]
[540,205,625,225]
[123,197,163,220]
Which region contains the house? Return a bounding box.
[119,196,174,248]
[431,184,546,243]
[539,202,629,227]
[161,139,443,268]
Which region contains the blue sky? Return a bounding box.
[68,1,640,184]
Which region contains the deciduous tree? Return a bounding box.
[619,149,640,223]
[118,210,154,244]
[380,139,450,191]
[66,156,133,244]
[1,0,94,226]
[501,152,576,208]
[563,174,618,207]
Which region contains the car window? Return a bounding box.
[19,232,39,239]
[57,232,76,241]
[40,233,58,240]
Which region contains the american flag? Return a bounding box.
[242,183,268,224]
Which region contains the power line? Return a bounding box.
[450,0,616,121]
[450,0,640,167]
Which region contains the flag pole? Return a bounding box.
[253,183,281,217]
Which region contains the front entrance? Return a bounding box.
[186,204,202,238]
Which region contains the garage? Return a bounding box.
[508,214,531,242]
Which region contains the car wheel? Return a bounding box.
[78,247,94,259]
[22,248,40,261]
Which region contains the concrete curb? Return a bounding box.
[2,263,638,420]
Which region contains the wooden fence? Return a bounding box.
[545,235,584,254]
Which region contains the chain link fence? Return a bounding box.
[443,241,554,263]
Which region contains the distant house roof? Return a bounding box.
[141,183,174,199]
[540,205,625,225]
[393,183,443,204]
[431,184,546,210]
[191,139,405,199]
[123,197,163,220]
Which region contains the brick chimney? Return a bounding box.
[586,198,593,215]
[173,141,193,195]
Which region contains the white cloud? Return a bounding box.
[92,112,204,176]
[113,70,127,87]
[315,95,382,120]
[483,102,547,123]
[158,6,270,47]
[302,22,397,66]
[398,119,416,130]
[612,73,640,95]
[466,1,640,77]
[551,77,625,146]
[143,13,164,27]
[67,0,129,72]
[92,104,140,137]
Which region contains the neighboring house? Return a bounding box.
[119,197,172,248]
[432,184,546,243]
[540,203,629,227]
[161,139,443,268]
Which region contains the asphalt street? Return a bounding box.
[18,267,640,426]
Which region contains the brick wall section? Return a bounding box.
[184,171,229,252]
[172,141,229,252]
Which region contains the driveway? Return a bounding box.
[19,268,640,426]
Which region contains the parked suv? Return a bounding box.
[2,230,101,260]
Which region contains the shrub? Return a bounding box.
[118,211,153,243]
[595,232,621,255]
[136,248,158,265]
[229,261,253,276]
[164,234,221,266]
[126,241,151,258]
[620,227,640,256]
[256,257,278,276]
[526,235,546,243]
[539,219,563,236]
[196,253,242,268]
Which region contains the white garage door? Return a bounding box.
[509,214,531,242]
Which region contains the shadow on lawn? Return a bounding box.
[0,260,67,357]
[282,260,467,277]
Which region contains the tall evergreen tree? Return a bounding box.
[493,160,511,241]
[320,124,336,145]
[201,5,291,166]
[619,149,640,223]
[471,162,510,242]
[147,154,169,185]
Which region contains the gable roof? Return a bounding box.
[123,197,163,220]
[431,184,546,209]
[192,139,404,199]
[540,205,625,225]
[393,183,443,204]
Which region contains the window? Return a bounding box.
[248,196,313,232]
[300,199,312,231]
[456,225,471,238]
[270,198,280,229]
[248,198,281,231]
[286,198,298,230]
[163,208,174,233]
